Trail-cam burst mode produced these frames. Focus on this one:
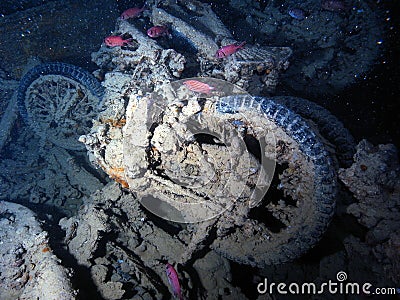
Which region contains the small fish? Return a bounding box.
[321,0,347,12]
[183,80,215,94]
[215,41,246,59]
[165,263,183,300]
[147,25,169,38]
[120,5,146,20]
[104,36,133,47]
[288,8,306,20]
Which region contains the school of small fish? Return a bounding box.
[104,5,247,60]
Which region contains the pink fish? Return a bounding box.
[120,5,146,20]
[104,36,133,47]
[165,263,183,300]
[183,80,215,94]
[147,25,169,38]
[215,41,246,58]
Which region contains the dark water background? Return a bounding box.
[328,1,400,149]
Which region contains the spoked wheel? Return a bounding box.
[211,95,337,266]
[24,75,99,150]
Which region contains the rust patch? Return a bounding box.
[95,160,130,189]
[107,166,130,189]
[101,118,127,128]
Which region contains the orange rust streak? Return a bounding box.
[107,167,130,189]
[108,167,125,173]
[101,118,127,128]
[95,160,130,189]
